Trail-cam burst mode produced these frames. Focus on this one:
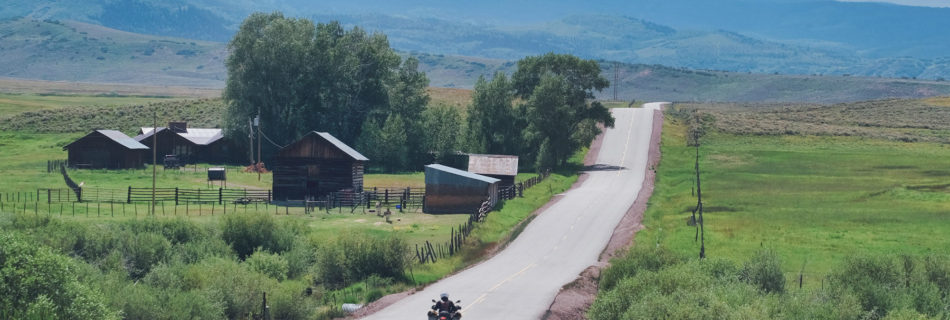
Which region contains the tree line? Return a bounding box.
[225,12,614,172]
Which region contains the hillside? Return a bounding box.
[4,1,950,79]
[5,18,950,103]
[0,18,226,87]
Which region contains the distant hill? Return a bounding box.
[4,0,950,80]
[0,18,226,87]
[4,18,950,104]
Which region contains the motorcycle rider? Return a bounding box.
[429,293,460,318]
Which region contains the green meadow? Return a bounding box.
[639,110,950,281]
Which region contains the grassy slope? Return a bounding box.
[639,105,950,281]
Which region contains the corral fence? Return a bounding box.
[302,187,425,214]
[47,159,68,173]
[417,169,552,264]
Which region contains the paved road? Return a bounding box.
[362,103,666,320]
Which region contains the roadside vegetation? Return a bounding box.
[592,99,950,319]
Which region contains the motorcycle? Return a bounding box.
[427,299,462,320]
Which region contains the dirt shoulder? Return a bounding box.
[542,108,664,320]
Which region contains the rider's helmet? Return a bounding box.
[440,293,449,301]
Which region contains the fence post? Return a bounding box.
[47,189,51,204]
[77,188,82,203]
[218,188,223,205]
[127,186,131,204]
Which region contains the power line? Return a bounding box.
[259,131,287,149]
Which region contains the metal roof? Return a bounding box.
[136,127,224,146]
[426,164,501,184]
[312,131,369,161]
[467,154,519,176]
[64,130,148,150]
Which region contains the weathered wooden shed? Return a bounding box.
[271,132,368,201]
[424,164,500,214]
[135,122,226,164]
[63,130,149,169]
[467,154,519,187]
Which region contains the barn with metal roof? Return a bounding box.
[63,130,149,169]
[135,122,226,164]
[271,131,369,201]
[424,164,500,214]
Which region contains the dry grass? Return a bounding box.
[427,87,472,109]
[922,96,950,107]
[0,77,222,98]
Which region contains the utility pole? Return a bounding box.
[248,118,254,165]
[613,62,620,101]
[151,109,157,216]
[256,113,262,181]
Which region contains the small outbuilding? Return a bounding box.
[63,130,149,169]
[135,122,226,164]
[467,154,519,187]
[424,164,500,214]
[271,132,368,201]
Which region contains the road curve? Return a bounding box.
[361,102,667,320]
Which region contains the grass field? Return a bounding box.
[638,105,950,283]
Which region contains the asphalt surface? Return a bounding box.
[361,103,666,320]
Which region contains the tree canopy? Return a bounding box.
[465,53,614,169]
[224,12,429,170]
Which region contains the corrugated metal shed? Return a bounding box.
[467,154,518,187]
[429,164,501,184]
[424,164,500,214]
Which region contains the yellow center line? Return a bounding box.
[465,263,537,313]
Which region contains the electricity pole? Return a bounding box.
[256,113,262,181]
[151,109,157,216]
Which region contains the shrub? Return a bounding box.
[0,233,119,319]
[599,246,684,291]
[739,249,786,293]
[831,255,906,316]
[221,213,294,259]
[121,231,171,279]
[316,233,408,288]
[245,249,290,281]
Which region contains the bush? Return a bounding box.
[0,233,119,319]
[121,231,172,279]
[739,249,786,293]
[316,233,408,288]
[246,249,290,281]
[221,213,294,259]
[599,246,684,291]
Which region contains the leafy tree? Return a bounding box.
[465,72,520,155]
[224,12,427,164]
[513,54,615,168]
[423,104,463,164]
[378,114,409,172]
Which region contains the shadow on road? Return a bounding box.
[583,164,627,172]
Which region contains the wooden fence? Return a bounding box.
[416,169,552,264]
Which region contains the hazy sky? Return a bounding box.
[838,0,950,7]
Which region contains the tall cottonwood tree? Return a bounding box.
[514,54,615,168]
[465,72,521,156]
[224,12,428,171]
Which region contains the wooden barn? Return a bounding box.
[63,130,149,169]
[271,132,368,201]
[135,122,226,164]
[467,154,519,187]
[424,164,500,214]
